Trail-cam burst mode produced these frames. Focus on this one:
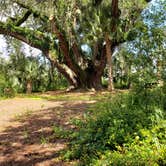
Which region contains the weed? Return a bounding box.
[40,135,48,145]
[22,128,29,139]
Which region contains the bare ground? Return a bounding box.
[0,92,96,166]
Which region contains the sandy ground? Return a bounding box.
[0,95,95,166]
[0,98,64,131]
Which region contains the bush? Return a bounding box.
[3,87,15,98]
[65,88,166,165]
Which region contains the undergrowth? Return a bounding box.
[64,87,166,166]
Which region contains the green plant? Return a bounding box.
[40,135,49,145]
[52,126,72,139]
[65,88,166,165]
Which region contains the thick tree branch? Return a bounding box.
[50,18,75,69]
[12,0,85,80]
[111,0,119,18]
[111,0,119,33]
[49,16,85,79]
[71,42,84,64]
[0,21,50,52]
[46,51,78,87]
[94,43,107,73]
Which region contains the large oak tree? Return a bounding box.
[0,0,150,90]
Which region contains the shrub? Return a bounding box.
[3,87,15,98]
[65,88,166,165]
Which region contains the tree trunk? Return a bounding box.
[26,80,32,94]
[47,47,106,90]
[105,33,114,91]
[51,60,105,90]
[61,68,103,90]
[86,72,103,90]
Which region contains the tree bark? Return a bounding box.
[26,80,32,94]
[85,43,107,90]
[46,50,78,87]
[105,33,114,91]
[86,72,103,90]
[103,0,119,91]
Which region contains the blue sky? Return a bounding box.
[143,0,166,28]
[0,36,7,56]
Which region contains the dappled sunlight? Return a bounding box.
[0,97,95,165]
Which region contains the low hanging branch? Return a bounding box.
[0,21,50,51]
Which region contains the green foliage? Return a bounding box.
[0,73,6,96]
[65,88,166,165]
[0,38,68,97]
[0,55,68,97]
[91,120,166,166]
[0,60,16,98]
[52,126,72,139]
[0,0,160,90]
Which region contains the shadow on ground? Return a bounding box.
[0,100,94,166]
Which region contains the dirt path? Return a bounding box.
[0,95,95,166]
[0,98,64,131]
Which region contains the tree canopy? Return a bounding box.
[0,0,158,90]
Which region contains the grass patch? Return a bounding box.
[16,91,112,101]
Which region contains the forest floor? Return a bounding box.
[0,91,101,166]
